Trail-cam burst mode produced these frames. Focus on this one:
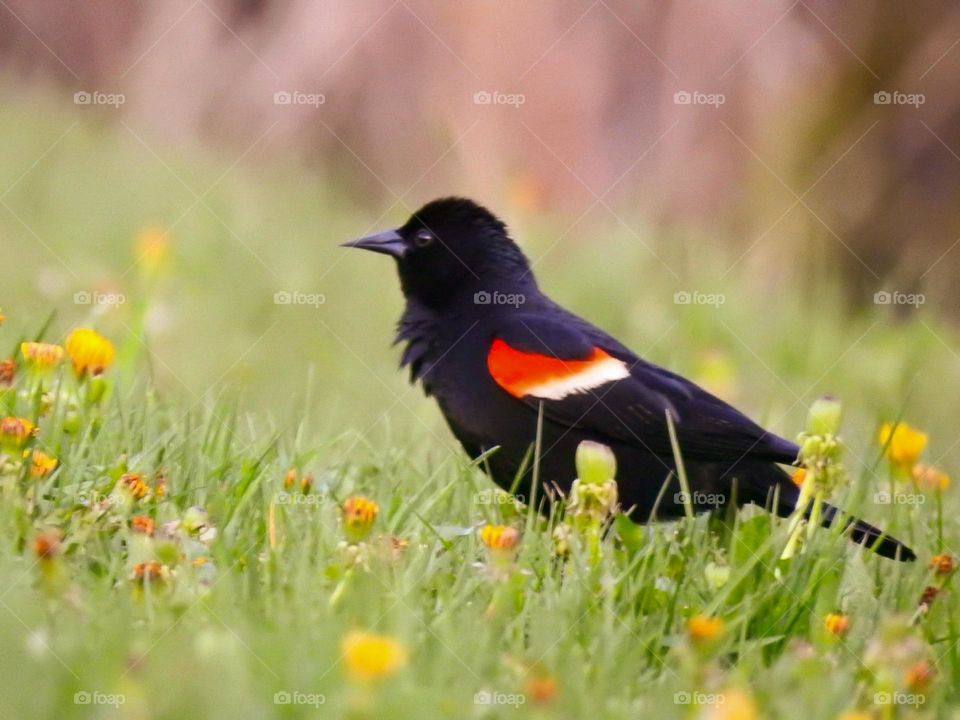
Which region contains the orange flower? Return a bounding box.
[929,554,954,575]
[0,417,37,449]
[135,227,171,275]
[20,342,64,370]
[132,561,165,583]
[342,496,379,543]
[130,515,155,536]
[904,660,934,692]
[479,524,520,552]
[687,614,726,644]
[33,530,60,560]
[824,613,849,637]
[29,450,58,478]
[0,359,15,387]
[791,468,806,487]
[119,473,150,500]
[523,674,558,704]
[912,463,950,491]
[65,328,115,378]
[283,468,296,489]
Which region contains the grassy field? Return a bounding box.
[1,99,960,718]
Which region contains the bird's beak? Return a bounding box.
[341,228,407,258]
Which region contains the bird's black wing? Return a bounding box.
[488,313,799,464]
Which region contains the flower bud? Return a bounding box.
[807,396,842,436]
[342,496,379,544]
[575,440,616,486]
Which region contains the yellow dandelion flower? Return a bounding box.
[342,496,379,543]
[878,422,927,472]
[708,689,759,720]
[687,614,726,644]
[20,342,64,370]
[0,417,37,449]
[29,450,58,478]
[912,463,949,491]
[65,328,115,378]
[341,630,407,682]
[824,613,850,637]
[479,524,520,552]
[0,359,14,387]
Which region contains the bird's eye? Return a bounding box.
[414,229,435,247]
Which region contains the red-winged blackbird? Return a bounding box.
[344,197,916,561]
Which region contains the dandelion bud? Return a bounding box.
[575,440,616,486]
[704,561,731,590]
[20,342,64,371]
[300,473,313,495]
[479,524,520,568]
[33,530,60,560]
[130,515,155,536]
[283,468,296,489]
[0,359,14,387]
[29,450,57,478]
[342,496,379,544]
[132,561,165,584]
[807,396,842,436]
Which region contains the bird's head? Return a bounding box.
[343,197,535,310]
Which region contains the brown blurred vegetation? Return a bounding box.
[3,0,960,308]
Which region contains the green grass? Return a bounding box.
[0,96,959,718]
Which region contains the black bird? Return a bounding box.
[344,197,915,561]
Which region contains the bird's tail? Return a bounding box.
[740,463,916,562]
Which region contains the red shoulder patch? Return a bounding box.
[487,338,630,400]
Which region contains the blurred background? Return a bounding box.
[1,0,959,461]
